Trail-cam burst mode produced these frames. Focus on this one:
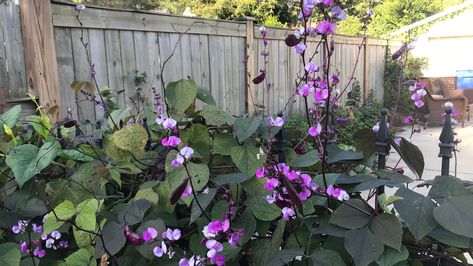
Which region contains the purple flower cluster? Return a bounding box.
[200,219,244,265]
[13,219,68,259]
[153,228,182,259]
[409,82,427,108]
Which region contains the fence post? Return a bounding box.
[244,17,256,114]
[19,0,61,122]
[375,108,389,210]
[438,106,454,176]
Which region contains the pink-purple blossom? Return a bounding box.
[33,247,46,258]
[282,207,295,221]
[142,227,158,242]
[153,241,167,257]
[297,84,313,97]
[256,167,267,178]
[161,136,181,147]
[305,63,319,74]
[308,123,322,137]
[326,185,350,201]
[295,42,306,54]
[269,117,285,127]
[180,146,194,159]
[264,178,280,190]
[316,21,336,35]
[163,228,181,241]
[172,154,184,168]
[332,6,347,21]
[403,115,414,125]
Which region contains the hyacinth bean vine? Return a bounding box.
[0,1,473,266]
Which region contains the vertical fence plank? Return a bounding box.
[54,27,77,120]
[89,29,108,120]
[71,28,96,131]
[199,35,211,89]
[0,4,8,96]
[245,18,255,114]
[104,30,124,108]
[19,0,61,121]
[119,30,136,108]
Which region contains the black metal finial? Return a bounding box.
[439,106,454,176]
[375,108,389,169]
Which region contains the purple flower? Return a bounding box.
[266,194,276,204]
[161,136,181,147]
[305,63,319,74]
[308,123,322,137]
[172,154,184,168]
[45,238,55,249]
[297,84,313,97]
[256,167,267,178]
[51,230,62,240]
[414,99,424,108]
[303,0,316,9]
[316,21,336,35]
[300,174,312,186]
[203,219,230,238]
[269,117,284,127]
[372,123,380,133]
[12,220,28,234]
[263,178,279,190]
[182,185,192,197]
[19,241,28,253]
[259,26,268,37]
[367,9,374,16]
[180,255,204,266]
[33,247,46,258]
[180,146,194,159]
[263,39,270,46]
[332,6,347,21]
[295,42,306,54]
[58,240,69,249]
[153,241,167,257]
[282,207,295,221]
[286,170,299,181]
[403,115,414,125]
[142,227,158,242]
[75,4,86,11]
[163,228,181,241]
[210,254,226,266]
[321,0,334,6]
[206,239,224,258]
[326,185,349,201]
[162,118,177,129]
[228,233,240,246]
[314,88,329,103]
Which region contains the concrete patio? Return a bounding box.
[387,120,473,181]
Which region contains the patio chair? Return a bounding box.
[420,78,468,127]
[438,77,473,122]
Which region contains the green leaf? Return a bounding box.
[165,79,197,114]
[6,142,58,187]
[26,115,51,138]
[327,144,363,164]
[233,116,261,142]
[234,209,256,245]
[310,249,346,266]
[429,226,471,248]
[62,150,94,162]
[370,213,402,250]
[375,170,413,184]
[211,172,250,186]
[73,227,94,248]
[345,227,384,266]
[433,195,473,238]
[329,199,371,229]
[200,104,233,126]
[75,199,99,232]
[94,222,126,258]
[246,195,281,221]
[230,143,265,178]
[394,187,437,241]
[118,199,151,226]
[270,249,305,265]
[65,249,93,266]
[167,163,209,192]
[43,200,75,234]
[213,134,239,156]
[271,219,286,250]
[353,128,377,157]
[108,107,131,129]
[0,242,21,266]
[0,105,22,132]
[428,175,469,199]
[134,188,159,207]
[391,137,424,178]
[135,219,166,260]
[190,188,216,224]
[111,124,148,155]
[249,239,274,266]
[196,87,216,105]
[180,124,211,159]
[376,246,409,266]
[312,173,340,189]
[288,150,319,168]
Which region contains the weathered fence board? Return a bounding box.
[1,0,400,123]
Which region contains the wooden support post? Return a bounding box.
[363,38,369,100]
[19,0,61,122]
[245,17,256,114]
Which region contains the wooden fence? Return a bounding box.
[0,0,400,124]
